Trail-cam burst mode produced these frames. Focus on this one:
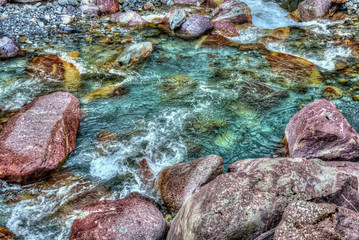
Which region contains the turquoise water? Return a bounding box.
[1,1,359,239]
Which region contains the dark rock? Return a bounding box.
[254,229,275,240]
[285,99,359,161]
[168,157,359,239]
[176,14,213,40]
[212,0,252,25]
[156,155,223,212]
[0,37,23,60]
[298,0,331,21]
[0,92,80,183]
[97,0,119,13]
[70,198,166,240]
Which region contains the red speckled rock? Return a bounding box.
[298,0,331,21]
[156,155,223,212]
[273,201,359,240]
[285,99,359,161]
[110,10,147,27]
[0,37,23,59]
[0,92,80,183]
[176,14,213,40]
[70,198,166,240]
[159,8,189,35]
[212,0,252,25]
[213,20,240,37]
[199,34,231,48]
[97,0,119,13]
[168,158,359,240]
[0,0,7,6]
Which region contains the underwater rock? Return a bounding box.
[214,131,238,149]
[168,157,359,239]
[70,198,166,240]
[202,0,224,8]
[81,45,124,72]
[159,8,189,35]
[97,131,119,142]
[322,85,343,100]
[82,84,128,101]
[197,34,231,48]
[0,37,24,59]
[0,92,80,183]
[110,10,147,27]
[273,201,359,240]
[285,99,359,161]
[212,0,252,25]
[116,42,152,65]
[27,54,81,89]
[80,4,99,15]
[0,227,13,240]
[159,74,197,99]
[266,52,322,86]
[298,0,331,21]
[264,27,291,41]
[176,14,213,40]
[329,12,349,21]
[213,20,240,37]
[97,0,118,13]
[156,155,223,212]
[138,158,155,187]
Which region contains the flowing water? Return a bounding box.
[1,1,359,239]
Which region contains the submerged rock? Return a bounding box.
[27,54,81,89]
[273,201,359,240]
[116,42,152,65]
[70,198,166,240]
[82,84,128,101]
[212,0,252,25]
[156,155,223,212]
[0,227,13,240]
[81,45,124,72]
[0,92,80,183]
[159,74,197,99]
[110,10,147,27]
[168,157,359,239]
[0,37,23,59]
[197,34,231,48]
[285,99,359,161]
[322,85,343,100]
[176,14,213,40]
[97,0,119,13]
[298,0,331,21]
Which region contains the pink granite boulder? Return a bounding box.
[212,0,252,25]
[0,37,23,59]
[176,14,213,40]
[0,92,80,183]
[298,0,332,21]
[69,198,166,240]
[110,10,147,27]
[213,20,240,37]
[273,201,359,240]
[156,155,223,212]
[285,99,359,161]
[97,0,119,13]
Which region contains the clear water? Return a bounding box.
[1,1,359,239]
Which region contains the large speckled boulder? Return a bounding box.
[117,42,152,65]
[159,8,189,36]
[176,14,213,40]
[156,155,223,212]
[0,37,23,59]
[298,0,331,21]
[273,201,359,240]
[168,158,359,240]
[70,198,166,240]
[97,0,118,13]
[110,10,147,27]
[212,0,252,25]
[0,92,80,183]
[285,99,359,161]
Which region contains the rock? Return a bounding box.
[0,0,6,6]
[61,15,73,24]
[202,0,224,8]
[265,27,291,41]
[266,52,322,86]
[197,34,231,48]
[0,92,80,183]
[82,84,128,101]
[329,12,349,21]
[97,0,119,13]
[138,159,155,186]
[168,157,359,239]
[0,109,20,133]
[0,37,23,59]
[237,43,269,54]
[176,14,213,40]
[156,155,223,212]
[285,99,359,161]
[97,131,119,142]
[212,0,252,25]
[288,9,300,22]
[341,40,359,61]
[143,1,155,10]
[298,0,332,21]
[322,85,343,99]
[0,227,13,240]
[159,74,197,99]
[81,45,124,72]
[116,42,152,65]
[70,198,166,240]
[173,0,201,5]
[110,11,147,27]
[169,9,188,30]
[27,54,81,89]
[273,201,359,240]
[80,4,99,15]
[213,20,240,37]
[274,0,303,12]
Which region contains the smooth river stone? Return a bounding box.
[176,14,213,40]
[0,92,80,183]
[212,0,252,25]
[96,0,119,13]
[0,37,23,59]
[298,0,331,21]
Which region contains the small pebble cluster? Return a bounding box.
[345,0,359,14]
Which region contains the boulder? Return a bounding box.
[168,158,359,240]
[213,20,240,37]
[97,0,119,13]
[70,198,166,240]
[159,8,189,35]
[81,45,124,72]
[197,34,231,48]
[298,0,332,21]
[82,84,128,101]
[156,155,223,212]
[110,11,147,28]
[0,37,23,59]
[80,4,99,15]
[0,0,6,6]
[266,52,322,86]
[116,42,152,65]
[0,92,80,183]
[285,99,359,161]
[0,227,13,240]
[176,14,213,40]
[273,201,359,240]
[212,0,252,25]
[27,54,81,89]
